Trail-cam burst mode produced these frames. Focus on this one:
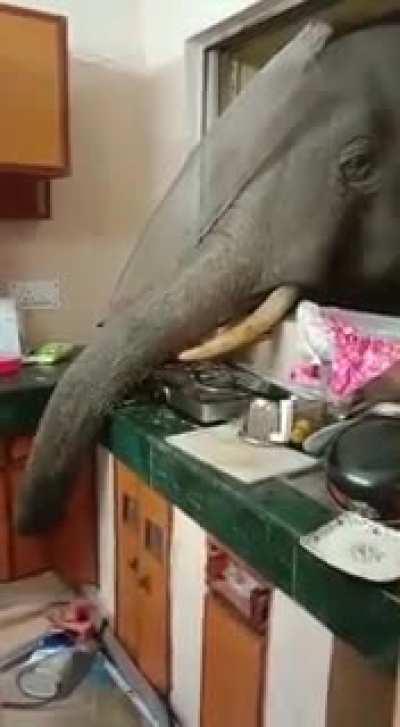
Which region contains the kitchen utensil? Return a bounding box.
[300,512,400,582]
[325,416,400,520]
[163,385,249,425]
[303,401,400,456]
[154,362,288,424]
[239,397,293,445]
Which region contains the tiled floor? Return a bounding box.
[0,573,144,726]
[0,655,145,727]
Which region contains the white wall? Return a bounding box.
[96,446,116,624]
[170,507,207,727]
[266,590,333,727]
[0,0,147,344]
[0,0,261,345]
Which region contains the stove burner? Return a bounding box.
[153,362,287,425]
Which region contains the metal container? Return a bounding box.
[163,385,249,425]
[239,398,288,446]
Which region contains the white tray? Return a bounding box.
[300,513,400,583]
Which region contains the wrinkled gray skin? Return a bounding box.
[18,24,400,533]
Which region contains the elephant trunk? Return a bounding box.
[17,223,265,534]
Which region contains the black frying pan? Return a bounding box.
[325,416,400,518]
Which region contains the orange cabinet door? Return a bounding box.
[115,462,171,695]
[0,5,69,175]
[202,594,266,727]
[136,484,171,695]
[8,462,51,579]
[0,468,11,581]
[50,458,97,587]
[116,461,141,660]
[5,436,97,585]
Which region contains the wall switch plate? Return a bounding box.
[8,279,60,310]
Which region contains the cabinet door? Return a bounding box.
[50,458,97,587]
[8,462,51,579]
[116,461,141,660]
[7,436,96,584]
[0,5,68,175]
[202,594,265,727]
[0,467,11,581]
[137,485,171,695]
[0,175,50,219]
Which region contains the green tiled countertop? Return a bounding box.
[0,360,74,435]
[0,365,399,666]
[104,398,400,668]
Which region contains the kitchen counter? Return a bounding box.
[0,359,73,435]
[104,398,400,667]
[0,366,399,665]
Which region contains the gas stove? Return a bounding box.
[151,362,287,425]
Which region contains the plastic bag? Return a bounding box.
[291,302,400,402]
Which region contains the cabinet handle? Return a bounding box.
[138,574,151,593]
[128,557,139,572]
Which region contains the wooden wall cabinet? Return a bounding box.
[0,4,69,176]
[116,461,171,696]
[0,4,69,219]
[0,435,97,586]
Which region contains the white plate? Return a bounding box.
[300,513,400,582]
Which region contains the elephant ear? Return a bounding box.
[108,20,332,318]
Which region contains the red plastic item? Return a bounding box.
[0,357,22,376]
[46,599,97,640]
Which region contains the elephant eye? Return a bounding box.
[338,136,380,194]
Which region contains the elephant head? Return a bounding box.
[18,19,400,534]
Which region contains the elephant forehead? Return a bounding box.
[320,24,400,114]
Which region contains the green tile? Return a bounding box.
[103,413,151,482]
[116,399,194,439]
[294,545,400,666]
[0,358,77,434]
[262,519,296,593]
[0,390,51,434]
[149,440,277,576]
[251,479,332,537]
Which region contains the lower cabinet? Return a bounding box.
[8,459,51,578]
[201,593,266,727]
[116,460,171,696]
[0,435,97,585]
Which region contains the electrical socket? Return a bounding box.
[8,279,60,310]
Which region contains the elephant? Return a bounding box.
[17,17,400,534]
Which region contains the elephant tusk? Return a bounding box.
[179,285,299,361]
